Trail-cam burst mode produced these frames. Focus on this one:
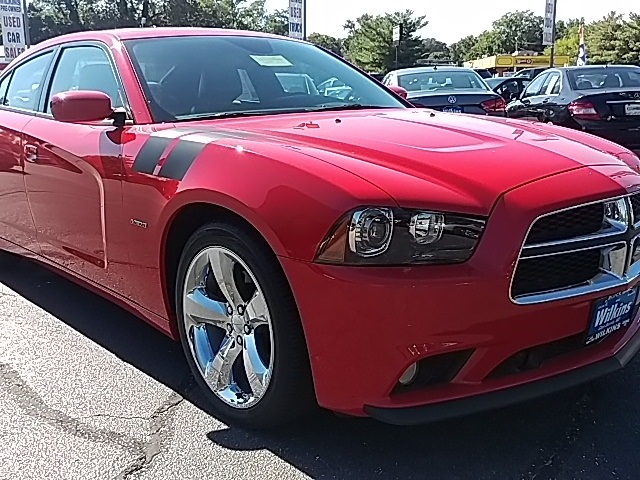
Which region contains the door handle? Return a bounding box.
[24,144,37,163]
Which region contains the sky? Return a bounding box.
[265,0,635,45]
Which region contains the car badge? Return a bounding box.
[447,96,457,104]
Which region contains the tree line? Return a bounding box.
[28,0,289,42]
[22,2,640,73]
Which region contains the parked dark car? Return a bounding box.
[507,65,640,150]
[485,77,530,101]
[382,66,506,115]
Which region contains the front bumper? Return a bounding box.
[280,166,640,420]
[365,324,640,425]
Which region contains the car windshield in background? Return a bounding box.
[123,35,405,122]
[568,67,640,90]
[398,71,489,93]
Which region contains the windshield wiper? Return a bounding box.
[304,104,395,113]
[177,110,276,121]
[176,104,394,121]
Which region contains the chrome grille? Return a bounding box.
[512,193,640,304]
[511,249,601,298]
[526,203,604,245]
[631,195,640,223]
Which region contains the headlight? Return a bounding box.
[316,207,486,265]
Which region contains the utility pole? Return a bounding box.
[303,0,307,41]
[140,0,149,28]
[393,24,402,70]
[546,0,558,68]
[549,12,557,69]
[22,0,30,48]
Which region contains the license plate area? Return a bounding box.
[442,106,463,113]
[586,287,639,345]
[624,103,640,116]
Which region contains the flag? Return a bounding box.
[577,24,588,66]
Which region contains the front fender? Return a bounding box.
[160,140,396,261]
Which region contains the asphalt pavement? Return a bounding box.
[1,250,640,480]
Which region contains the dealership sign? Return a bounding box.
[288,0,305,40]
[542,0,557,46]
[0,0,26,60]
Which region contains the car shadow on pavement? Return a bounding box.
[2,251,640,479]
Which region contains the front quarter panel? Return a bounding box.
[121,127,395,317]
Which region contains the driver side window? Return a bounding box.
[522,73,549,99]
[45,45,124,114]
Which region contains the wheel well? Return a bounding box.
[163,203,275,322]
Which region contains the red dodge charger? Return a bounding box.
[2,28,640,428]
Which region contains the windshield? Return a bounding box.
[568,67,640,90]
[124,35,405,122]
[398,70,489,93]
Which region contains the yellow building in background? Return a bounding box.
[464,54,571,75]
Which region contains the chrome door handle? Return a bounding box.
[24,144,37,163]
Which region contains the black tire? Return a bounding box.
[175,220,316,429]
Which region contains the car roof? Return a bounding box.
[23,27,294,58]
[391,66,476,75]
[558,64,640,72]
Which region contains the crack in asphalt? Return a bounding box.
[80,413,150,421]
[115,392,185,480]
[0,361,144,452]
[0,361,187,480]
[521,388,594,480]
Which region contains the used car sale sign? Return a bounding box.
[0,0,25,60]
[288,0,305,40]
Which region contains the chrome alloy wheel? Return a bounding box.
[182,246,274,409]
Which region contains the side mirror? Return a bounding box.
[389,85,408,100]
[51,90,115,124]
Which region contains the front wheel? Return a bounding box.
[175,221,315,428]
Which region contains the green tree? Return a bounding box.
[621,13,640,65]
[420,37,450,61]
[468,30,500,59]
[588,11,628,64]
[490,10,544,53]
[549,25,580,61]
[449,35,477,63]
[343,10,428,73]
[263,8,288,36]
[27,0,289,44]
[198,0,264,29]
[547,12,640,66]
[307,33,344,55]
[554,18,582,40]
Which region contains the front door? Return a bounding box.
[0,51,55,253]
[508,72,551,121]
[22,44,130,294]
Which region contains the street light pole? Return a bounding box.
[549,0,558,68]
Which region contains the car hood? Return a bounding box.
[189,108,640,215]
